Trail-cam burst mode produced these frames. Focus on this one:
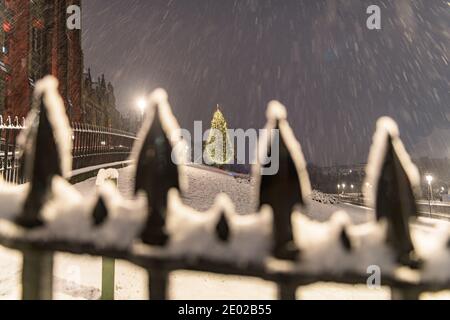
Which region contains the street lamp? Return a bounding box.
[337,184,341,200]
[426,175,433,217]
[136,97,148,118]
[342,183,346,195]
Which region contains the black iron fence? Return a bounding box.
[0,116,137,183]
[1,80,450,300]
[0,116,26,184]
[72,123,137,170]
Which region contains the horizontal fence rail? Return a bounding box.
[72,123,137,170]
[0,116,137,183]
[0,77,450,300]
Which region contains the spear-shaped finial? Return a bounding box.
[16,77,72,228]
[215,211,230,243]
[340,228,352,252]
[134,90,179,246]
[256,101,311,261]
[365,117,422,269]
[92,195,108,226]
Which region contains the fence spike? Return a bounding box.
[257,102,311,261]
[215,211,230,243]
[16,95,63,228]
[92,195,108,226]
[340,228,352,252]
[367,118,422,269]
[134,106,179,246]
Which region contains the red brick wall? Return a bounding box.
[3,0,83,122]
[4,0,31,119]
[67,0,82,122]
[52,0,68,108]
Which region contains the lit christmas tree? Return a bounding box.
[205,105,234,166]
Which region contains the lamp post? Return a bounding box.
[426,175,433,217]
[337,184,341,201]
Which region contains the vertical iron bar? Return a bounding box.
[99,177,117,300]
[3,120,10,182]
[101,257,115,300]
[148,269,168,300]
[277,282,297,300]
[391,288,420,300]
[22,249,53,300]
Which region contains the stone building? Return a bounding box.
[82,69,123,128]
[0,0,126,129]
[0,0,83,121]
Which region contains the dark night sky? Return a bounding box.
[82,0,449,166]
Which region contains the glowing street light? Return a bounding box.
[136,97,148,117]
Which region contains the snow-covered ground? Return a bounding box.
[1,165,449,299]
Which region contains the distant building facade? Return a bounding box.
[82,69,123,128]
[0,0,126,129]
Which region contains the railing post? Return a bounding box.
[133,90,181,301]
[22,249,53,300]
[94,173,118,301]
[101,258,116,300]
[366,117,422,269]
[391,288,421,300]
[15,77,73,300]
[277,282,297,300]
[148,269,169,300]
[257,102,310,261]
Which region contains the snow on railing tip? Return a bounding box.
[255,100,312,261]
[363,116,422,269]
[32,76,73,177]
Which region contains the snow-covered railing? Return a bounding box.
[0,115,26,184]
[1,76,450,300]
[0,109,136,184]
[71,122,137,170]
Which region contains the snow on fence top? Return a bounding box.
[364,116,420,208]
[18,76,73,178]
[1,82,450,299]
[95,168,119,187]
